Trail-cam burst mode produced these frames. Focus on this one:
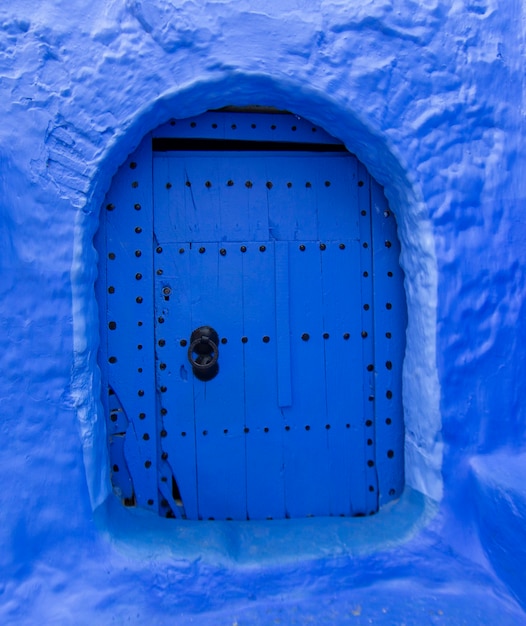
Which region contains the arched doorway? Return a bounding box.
[95,109,407,520]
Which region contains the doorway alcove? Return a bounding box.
[95,109,407,521]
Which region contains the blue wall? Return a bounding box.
[1,1,526,623]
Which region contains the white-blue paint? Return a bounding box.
[1,1,525,623]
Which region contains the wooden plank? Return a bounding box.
[274,242,292,407]
[320,239,363,516]
[285,241,330,517]
[243,241,286,520]
[189,241,246,520]
[370,179,406,507]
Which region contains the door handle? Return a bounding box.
[187,326,219,381]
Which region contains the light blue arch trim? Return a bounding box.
[71,73,442,553]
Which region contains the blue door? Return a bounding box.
[97,111,406,520]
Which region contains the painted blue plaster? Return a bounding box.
[1,0,526,623]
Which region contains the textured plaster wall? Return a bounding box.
[1,1,526,624]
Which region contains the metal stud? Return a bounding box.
[259,245,266,252]
[134,203,141,210]
[220,248,226,256]
[106,203,115,211]
[299,244,305,251]
[245,181,253,188]
[166,182,172,189]
[320,243,326,250]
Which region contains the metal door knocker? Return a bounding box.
[187,326,219,381]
